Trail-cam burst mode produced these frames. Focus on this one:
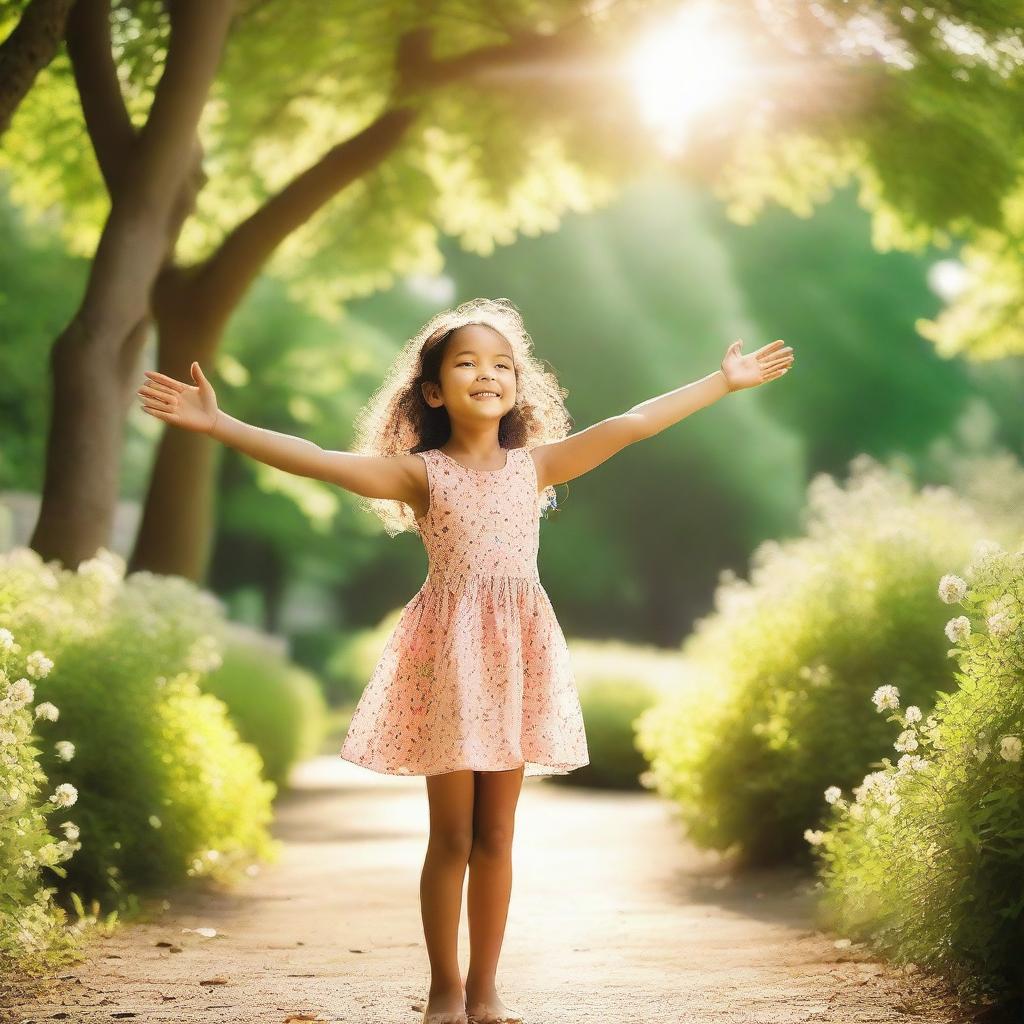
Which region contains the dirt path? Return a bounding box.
[7,756,963,1024]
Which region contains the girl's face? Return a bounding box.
[427,323,517,423]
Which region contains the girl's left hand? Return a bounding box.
[721,338,794,392]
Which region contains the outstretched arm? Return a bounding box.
[136,361,421,505]
[532,338,794,489]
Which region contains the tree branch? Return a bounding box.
[128,0,232,207]
[0,0,75,136]
[76,0,232,340]
[191,104,416,318]
[188,18,605,320]
[64,0,135,193]
[396,20,598,93]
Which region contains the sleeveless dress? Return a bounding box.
[339,445,590,778]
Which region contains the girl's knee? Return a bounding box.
[471,823,514,857]
[428,827,474,863]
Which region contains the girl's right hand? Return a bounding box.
[137,361,220,434]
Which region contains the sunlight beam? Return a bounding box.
[624,2,752,156]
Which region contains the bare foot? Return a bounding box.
[465,984,523,1024]
[422,981,468,1024]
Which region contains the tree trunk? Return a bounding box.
[127,295,222,579]
[129,108,417,579]
[31,316,147,565]
[0,0,74,137]
[29,0,232,568]
[127,22,604,579]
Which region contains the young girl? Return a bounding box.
[136,296,794,1024]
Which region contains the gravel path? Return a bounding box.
[5,756,964,1024]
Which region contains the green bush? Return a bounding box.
[0,547,279,916]
[326,608,403,707]
[809,540,1024,1009]
[556,639,677,789]
[0,612,85,975]
[635,455,1013,866]
[203,623,329,789]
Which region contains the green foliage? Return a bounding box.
[709,2,1024,357]
[558,638,676,789]
[0,546,280,913]
[634,453,1017,865]
[811,542,1024,1006]
[915,192,1024,360]
[0,190,87,491]
[203,624,329,789]
[0,613,84,975]
[1,0,638,311]
[328,607,405,707]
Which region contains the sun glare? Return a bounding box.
[624,3,751,155]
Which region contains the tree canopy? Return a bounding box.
[3,0,1023,349]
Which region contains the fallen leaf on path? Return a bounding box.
[199,976,230,985]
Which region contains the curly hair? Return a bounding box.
[351,297,573,537]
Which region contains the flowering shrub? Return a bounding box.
[0,546,279,922]
[635,455,1012,865]
[0,625,83,973]
[809,541,1024,1005]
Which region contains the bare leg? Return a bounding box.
[465,765,525,1023]
[421,769,475,1024]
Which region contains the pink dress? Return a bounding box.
[339,445,590,778]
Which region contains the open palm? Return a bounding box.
[721,339,794,392]
[136,361,219,433]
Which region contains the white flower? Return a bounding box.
[999,736,1022,762]
[37,842,62,867]
[0,729,17,745]
[25,651,53,679]
[8,678,34,705]
[970,539,1003,565]
[185,635,223,674]
[849,803,865,819]
[895,730,918,753]
[872,684,901,711]
[0,628,14,652]
[824,786,842,805]
[904,705,922,724]
[803,828,826,846]
[34,702,59,722]
[987,610,1014,637]
[937,574,968,604]
[944,616,971,643]
[77,548,124,586]
[59,821,80,841]
[55,740,75,761]
[48,783,78,808]
[897,753,927,773]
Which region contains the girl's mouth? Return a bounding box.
[471,392,500,400]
